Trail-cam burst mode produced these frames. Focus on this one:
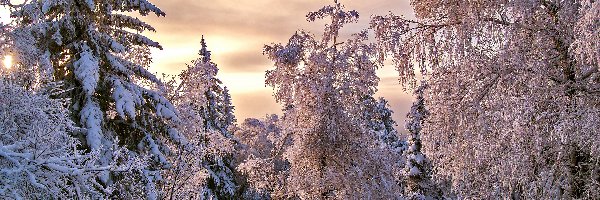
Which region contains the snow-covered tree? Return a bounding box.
[234,114,293,199]
[403,81,441,199]
[264,1,402,198]
[163,36,238,199]
[364,96,407,152]
[8,0,183,198]
[361,96,408,195]
[372,0,600,198]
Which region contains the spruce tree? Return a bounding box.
[11,0,183,197]
[365,96,407,152]
[404,81,438,199]
[169,36,238,199]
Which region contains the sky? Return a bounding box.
[141,0,417,125]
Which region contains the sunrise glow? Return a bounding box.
[2,55,12,69]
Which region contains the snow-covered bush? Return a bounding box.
[0,79,101,199]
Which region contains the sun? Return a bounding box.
[2,55,12,69]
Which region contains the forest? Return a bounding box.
[0,0,599,199]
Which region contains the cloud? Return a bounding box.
[218,50,272,73]
[230,90,282,121]
[145,1,320,37]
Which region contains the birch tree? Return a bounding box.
[371,0,600,198]
[265,1,402,198]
